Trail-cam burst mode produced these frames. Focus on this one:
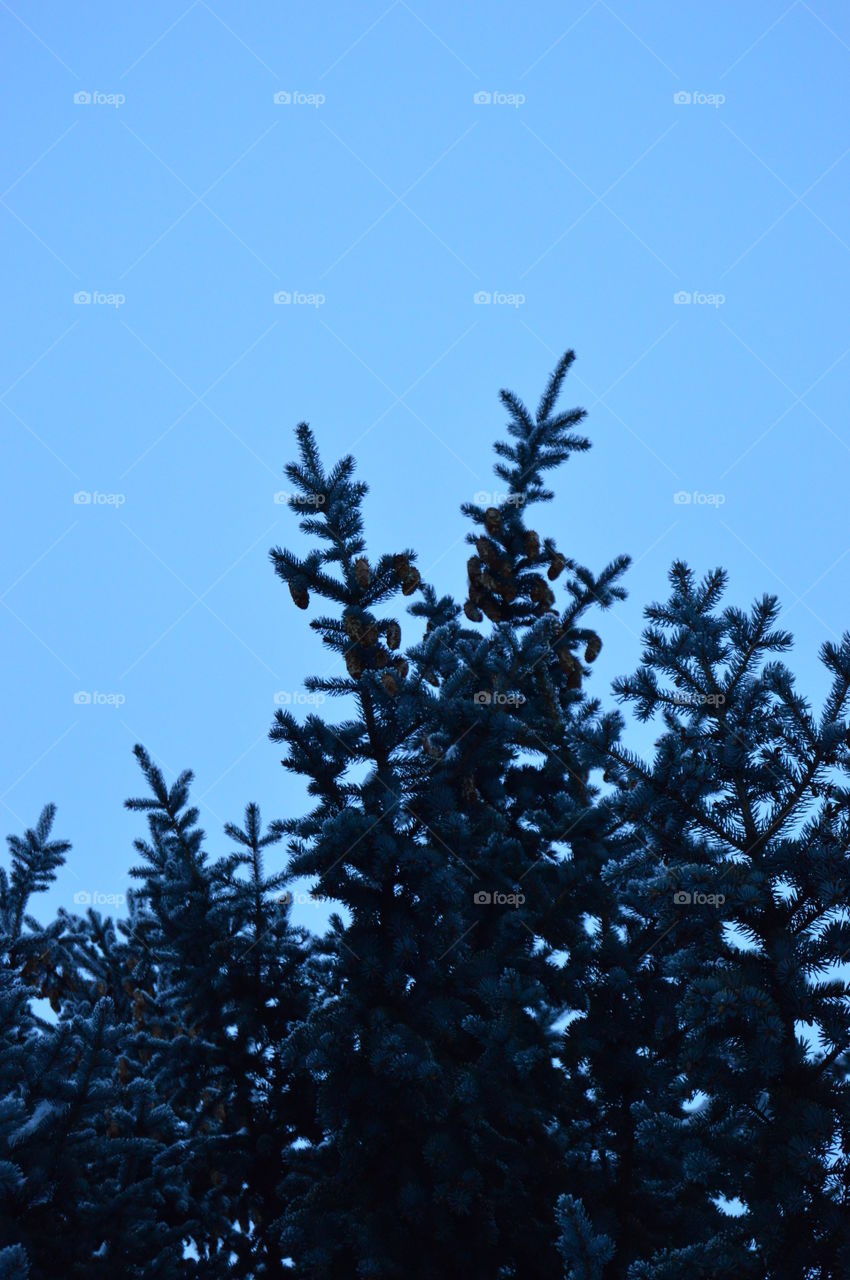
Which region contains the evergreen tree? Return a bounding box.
[126,748,317,1277]
[6,349,850,1280]
[589,563,850,1278]
[270,352,628,1278]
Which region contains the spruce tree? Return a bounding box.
[270,353,628,1278]
[590,563,850,1278]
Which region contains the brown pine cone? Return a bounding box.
[464,600,484,622]
[289,582,309,610]
[386,620,401,650]
[402,568,421,596]
[354,557,370,588]
[525,530,540,559]
[585,635,602,663]
[484,507,502,536]
[381,672,399,697]
[548,553,567,581]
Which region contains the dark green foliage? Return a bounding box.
[2,353,849,1280]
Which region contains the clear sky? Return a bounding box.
[3,1,849,928]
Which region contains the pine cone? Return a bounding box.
[386,620,401,650]
[402,568,421,596]
[394,657,409,679]
[529,578,555,609]
[464,600,484,622]
[354,557,370,588]
[525,530,540,559]
[345,650,364,680]
[548,553,567,581]
[381,672,399,697]
[481,596,502,623]
[585,635,602,663]
[484,507,502,536]
[467,556,483,583]
[567,667,582,691]
[343,615,363,642]
[393,554,411,580]
[363,624,379,647]
[289,581,309,610]
[557,648,576,674]
[374,647,390,668]
[475,536,496,564]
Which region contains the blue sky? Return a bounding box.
[3,0,850,927]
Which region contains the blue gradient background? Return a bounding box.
[2,1,849,926]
